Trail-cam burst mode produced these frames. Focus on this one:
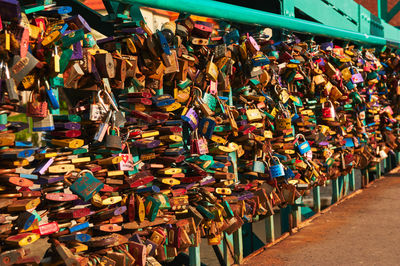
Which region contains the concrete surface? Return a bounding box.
[242,169,400,266]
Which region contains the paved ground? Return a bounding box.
[242,168,400,266]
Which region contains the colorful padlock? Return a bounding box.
[268,156,285,179]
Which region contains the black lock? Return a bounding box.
[105,126,122,150]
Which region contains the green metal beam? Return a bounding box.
[295,0,358,32]
[324,0,359,23]
[377,0,387,20]
[386,0,400,21]
[281,0,295,17]
[115,0,400,47]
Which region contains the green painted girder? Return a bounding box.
[378,0,400,22]
[294,0,359,32]
[293,0,400,42]
[325,0,400,43]
[323,0,359,23]
[116,0,400,47]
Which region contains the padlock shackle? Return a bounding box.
[77,169,94,178]
[97,90,108,112]
[107,125,120,136]
[295,133,306,143]
[193,86,203,98]
[3,62,10,79]
[324,100,333,107]
[43,79,51,91]
[102,89,119,112]
[268,155,281,165]
[122,141,131,154]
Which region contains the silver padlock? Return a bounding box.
[2,61,19,102]
[101,88,126,128]
[94,109,113,142]
[33,114,55,131]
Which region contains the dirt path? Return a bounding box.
[242,169,400,266]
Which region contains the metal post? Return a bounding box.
[313,186,321,212]
[265,215,275,243]
[349,169,355,191]
[280,206,290,234]
[397,151,400,165]
[343,174,349,196]
[383,158,387,174]
[189,246,200,266]
[338,176,344,197]
[332,178,340,203]
[233,229,243,264]
[361,169,369,188]
[387,155,392,172]
[376,162,381,179]
[292,197,302,227]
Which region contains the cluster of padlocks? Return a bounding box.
[1,1,400,265]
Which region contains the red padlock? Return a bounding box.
[322,100,335,121]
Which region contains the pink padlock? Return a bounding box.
[246,35,260,54]
[118,142,135,171]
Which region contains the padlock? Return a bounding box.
[64,63,84,88]
[205,55,218,82]
[268,156,285,179]
[275,85,290,104]
[43,80,60,109]
[33,114,54,131]
[94,110,112,142]
[105,126,122,151]
[26,81,48,118]
[322,100,336,121]
[295,134,311,155]
[70,170,104,202]
[0,9,399,265]
[198,117,216,139]
[194,87,214,116]
[2,61,19,102]
[350,67,364,84]
[350,91,363,104]
[182,107,199,129]
[118,142,135,171]
[252,153,265,174]
[101,87,126,127]
[190,129,209,155]
[275,106,292,132]
[246,106,262,122]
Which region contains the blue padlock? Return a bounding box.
[44,80,60,109]
[156,30,171,55]
[198,117,216,139]
[223,29,240,44]
[284,167,295,179]
[269,156,285,179]
[296,134,311,155]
